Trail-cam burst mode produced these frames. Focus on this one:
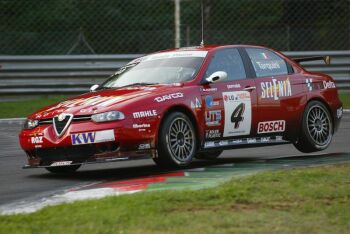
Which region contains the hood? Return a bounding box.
[30,85,174,119]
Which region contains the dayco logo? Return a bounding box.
[133,110,157,119]
[261,78,292,100]
[258,120,285,134]
[154,93,184,102]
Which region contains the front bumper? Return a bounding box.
[19,120,157,168]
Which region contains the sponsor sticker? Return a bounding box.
[222,91,252,137]
[133,123,151,128]
[205,129,221,139]
[138,144,151,150]
[71,130,115,145]
[191,98,202,109]
[323,80,336,89]
[205,96,219,108]
[260,78,292,100]
[154,93,184,102]
[144,51,208,62]
[257,120,286,134]
[50,161,73,167]
[202,88,217,92]
[31,136,43,144]
[306,78,313,91]
[337,107,343,119]
[133,110,157,119]
[205,110,221,126]
[227,84,241,89]
[256,61,281,70]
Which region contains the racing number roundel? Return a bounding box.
[222,91,252,137]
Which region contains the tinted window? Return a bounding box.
[246,48,288,77]
[205,48,246,81]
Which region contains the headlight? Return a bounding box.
[23,119,39,129]
[91,111,125,122]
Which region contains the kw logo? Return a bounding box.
[71,132,96,145]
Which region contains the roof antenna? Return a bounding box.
[200,0,204,47]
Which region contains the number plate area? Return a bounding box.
[222,91,252,137]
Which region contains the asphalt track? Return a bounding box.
[0,114,349,208]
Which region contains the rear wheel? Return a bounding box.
[195,150,223,160]
[154,112,197,168]
[294,101,333,153]
[45,165,81,174]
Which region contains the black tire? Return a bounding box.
[195,150,223,160]
[294,101,333,153]
[45,165,81,174]
[153,112,197,168]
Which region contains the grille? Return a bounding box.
[35,145,96,165]
[38,115,91,126]
[53,113,73,136]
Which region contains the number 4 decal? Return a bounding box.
[223,91,251,137]
[231,103,245,129]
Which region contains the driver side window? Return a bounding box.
[205,48,246,82]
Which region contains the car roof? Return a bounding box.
[156,44,268,53]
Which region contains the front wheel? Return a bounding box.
[294,101,333,153]
[45,164,81,174]
[154,112,197,168]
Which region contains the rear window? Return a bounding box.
[246,48,288,77]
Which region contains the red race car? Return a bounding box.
[19,45,343,173]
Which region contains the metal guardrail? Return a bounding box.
[0,51,349,94]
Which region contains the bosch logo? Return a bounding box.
[258,120,285,134]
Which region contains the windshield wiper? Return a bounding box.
[118,82,159,88]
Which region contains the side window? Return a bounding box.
[246,48,288,77]
[205,48,246,81]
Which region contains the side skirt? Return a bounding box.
[203,135,289,150]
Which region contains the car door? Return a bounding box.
[200,48,258,143]
[244,47,304,138]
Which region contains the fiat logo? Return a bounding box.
[57,113,66,121]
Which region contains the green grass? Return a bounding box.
[0,96,68,118]
[0,93,349,119]
[339,93,350,109]
[1,163,350,234]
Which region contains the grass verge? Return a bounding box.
[0,95,68,118]
[1,163,350,233]
[339,93,350,109]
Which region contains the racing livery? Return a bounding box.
[19,45,343,173]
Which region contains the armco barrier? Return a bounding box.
[0,51,349,94]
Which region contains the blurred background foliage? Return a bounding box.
[0,0,349,54]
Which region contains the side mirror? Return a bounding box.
[90,84,99,92]
[205,71,228,84]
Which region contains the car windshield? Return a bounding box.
[100,51,207,88]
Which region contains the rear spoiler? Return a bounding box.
[292,56,331,65]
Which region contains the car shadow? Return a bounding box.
[26,152,349,183]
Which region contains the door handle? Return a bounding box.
[243,86,256,92]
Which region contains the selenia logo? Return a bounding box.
[261,78,292,100]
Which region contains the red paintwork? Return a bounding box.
[19,45,343,168]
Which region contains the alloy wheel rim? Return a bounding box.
[306,105,332,146]
[168,117,195,162]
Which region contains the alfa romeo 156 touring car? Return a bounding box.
[19,45,343,173]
